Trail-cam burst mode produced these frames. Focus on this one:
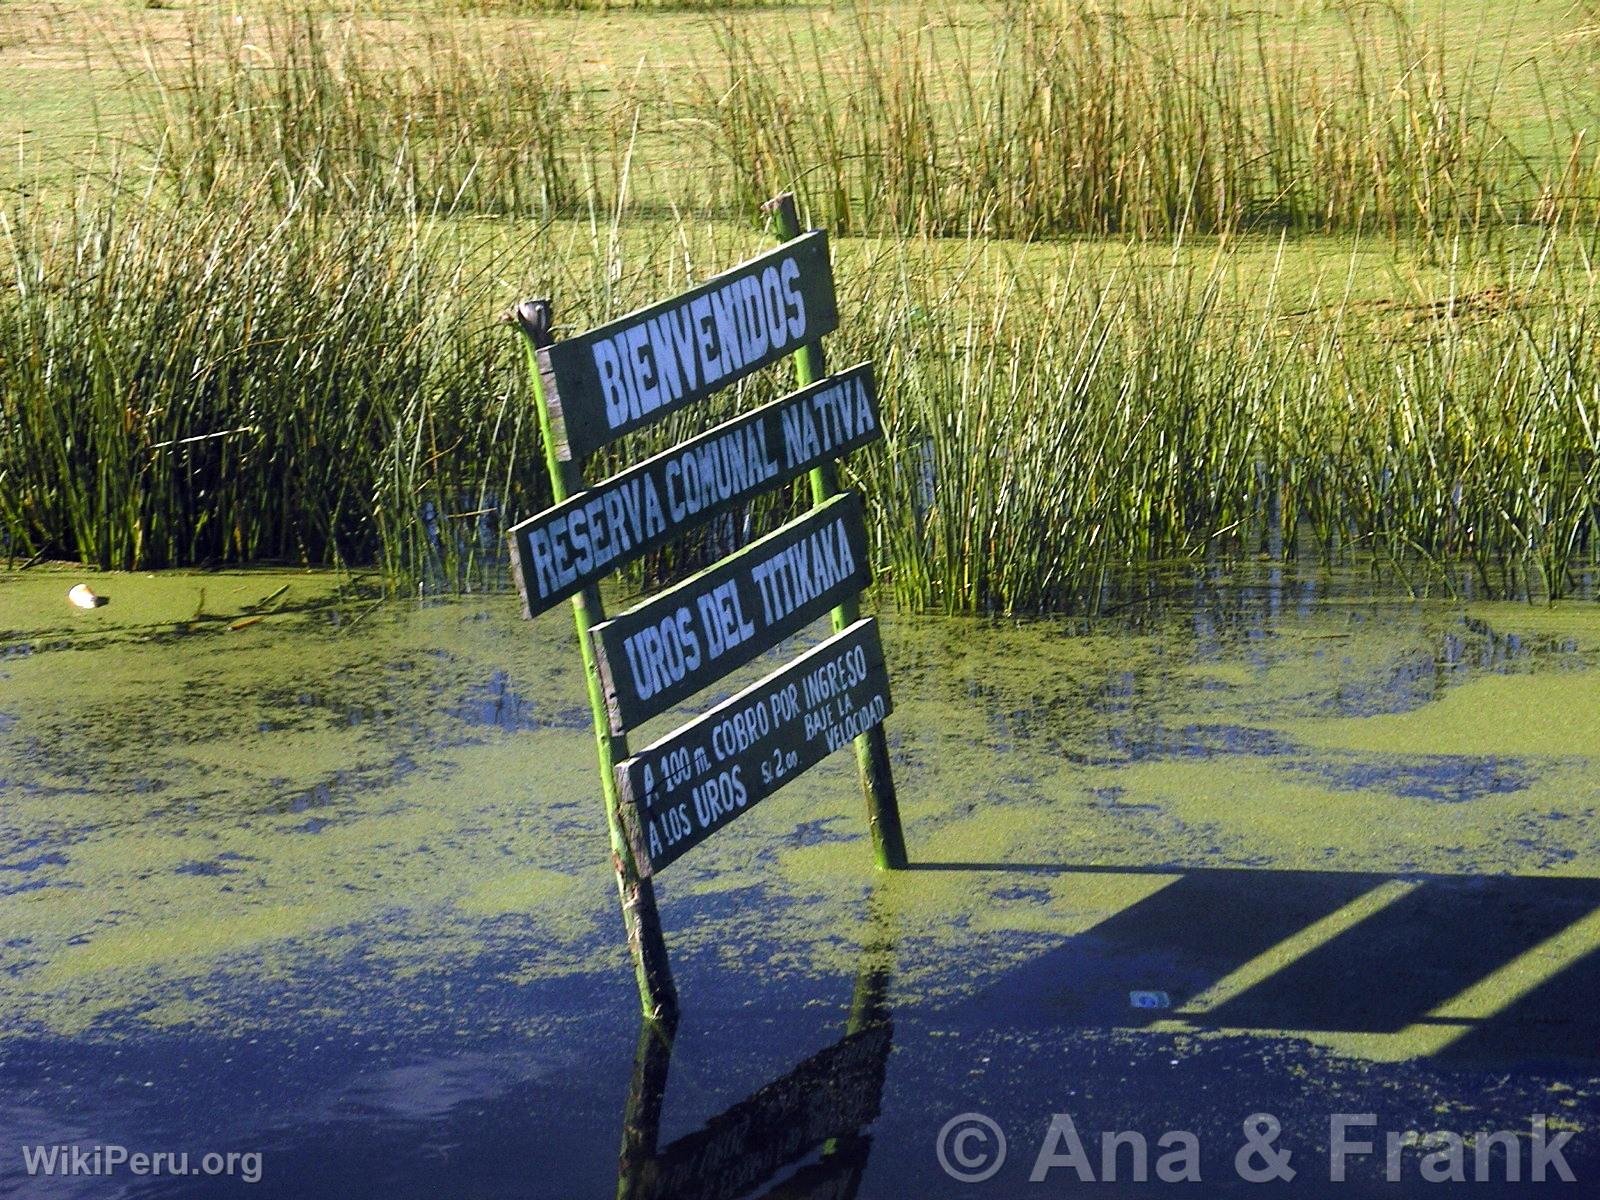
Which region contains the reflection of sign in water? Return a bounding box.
[747,1138,871,1200]
[619,618,892,875]
[505,198,909,1017]
[617,929,895,1200]
[630,1023,891,1200]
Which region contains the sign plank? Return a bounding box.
[508,363,882,618]
[592,492,871,733]
[628,1022,890,1200]
[618,618,891,875]
[540,231,838,461]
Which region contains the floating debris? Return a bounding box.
[246,584,290,613]
[67,584,106,609]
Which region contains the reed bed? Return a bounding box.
[0,184,536,586]
[141,12,590,218]
[694,1,1600,239]
[837,233,1600,611]
[137,2,1600,238]
[4,0,1600,610]
[5,175,1598,607]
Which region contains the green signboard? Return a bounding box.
[508,363,880,617]
[537,231,838,461]
[591,492,871,733]
[618,618,892,875]
[505,200,908,1019]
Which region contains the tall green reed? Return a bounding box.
[128,2,1600,240]
[692,1,1600,240]
[4,180,1597,606]
[6,0,1599,609]
[0,178,537,585]
[140,10,586,217]
[832,229,1600,611]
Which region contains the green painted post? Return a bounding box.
[511,301,678,1020]
[763,195,909,870]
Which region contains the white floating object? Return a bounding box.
[1130,990,1172,1010]
[67,583,105,609]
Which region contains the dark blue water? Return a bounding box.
[2,563,1597,1197]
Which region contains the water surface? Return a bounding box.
[1,563,1597,1196]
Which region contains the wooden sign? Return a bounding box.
[506,199,909,1019]
[538,232,838,461]
[629,1022,891,1200]
[591,492,871,733]
[618,618,891,875]
[508,363,881,618]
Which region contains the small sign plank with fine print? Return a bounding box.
[617,618,892,876]
[591,491,872,733]
[539,231,838,462]
[508,363,882,618]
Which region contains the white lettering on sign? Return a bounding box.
[623,620,891,872]
[594,259,808,433]
[690,767,748,829]
[801,640,871,708]
[696,579,757,659]
[620,607,703,704]
[749,518,856,629]
[779,374,876,470]
[522,423,781,604]
[663,421,781,527]
[612,509,859,709]
[512,367,880,614]
[823,694,888,753]
[523,475,670,600]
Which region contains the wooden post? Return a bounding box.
[511,300,678,1020]
[763,195,909,870]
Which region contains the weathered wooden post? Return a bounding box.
[505,206,911,1016]
[765,193,908,870]
[508,299,676,1021]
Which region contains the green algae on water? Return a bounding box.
[3,567,1598,1071]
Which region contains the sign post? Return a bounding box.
[765,193,908,870]
[505,197,909,1018]
[509,300,677,1021]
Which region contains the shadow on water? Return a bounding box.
[925,862,1600,1066]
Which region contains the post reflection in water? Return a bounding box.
[617,915,895,1200]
